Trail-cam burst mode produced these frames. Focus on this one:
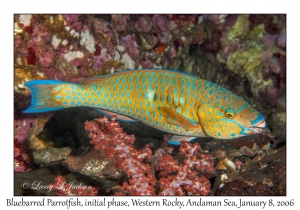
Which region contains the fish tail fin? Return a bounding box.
[23,80,71,113]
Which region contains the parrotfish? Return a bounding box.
[24,69,266,145]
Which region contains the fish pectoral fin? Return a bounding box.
[158,106,200,131]
[168,135,198,145]
[96,109,136,122]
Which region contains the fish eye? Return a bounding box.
[225,110,235,119]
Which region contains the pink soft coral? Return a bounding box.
[85,116,156,195]
[84,116,215,196]
[156,141,214,196]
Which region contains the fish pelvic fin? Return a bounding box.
[168,135,198,145]
[23,80,71,113]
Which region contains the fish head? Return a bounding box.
[198,95,266,139]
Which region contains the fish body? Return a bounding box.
[24,69,266,144]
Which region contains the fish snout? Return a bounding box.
[254,119,266,128]
[245,119,266,134]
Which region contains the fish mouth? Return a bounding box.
[245,120,266,134]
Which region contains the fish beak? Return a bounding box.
[255,120,266,128]
[245,119,266,134]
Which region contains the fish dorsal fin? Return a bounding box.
[81,68,200,85]
[158,106,200,131]
[80,70,135,84]
[81,75,112,85]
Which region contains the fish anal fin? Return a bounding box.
[96,109,136,122]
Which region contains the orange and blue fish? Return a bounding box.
[24,69,266,145]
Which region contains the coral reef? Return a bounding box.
[87,116,145,194]
[66,147,121,180]
[14,138,29,172]
[14,14,286,196]
[204,134,286,195]
[33,147,72,165]
[83,116,214,195]
[155,141,214,195]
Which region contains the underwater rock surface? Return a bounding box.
[14,14,286,196]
